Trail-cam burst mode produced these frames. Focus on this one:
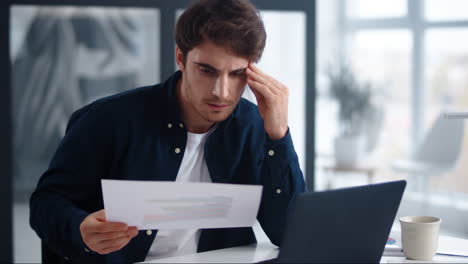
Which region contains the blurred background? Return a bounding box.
[1,0,468,262]
[315,0,468,243]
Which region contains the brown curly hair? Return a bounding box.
[175,0,266,63]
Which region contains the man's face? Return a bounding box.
[176,40,249,125]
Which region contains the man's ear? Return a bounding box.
[175,46,185,71]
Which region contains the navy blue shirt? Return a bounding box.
[30,71,305,263]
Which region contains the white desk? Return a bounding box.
[382,234,468,263]
[144,242,278,263]
[144,236,468,263]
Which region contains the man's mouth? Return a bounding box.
[207,103,229,110]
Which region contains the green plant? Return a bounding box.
[327,65,376,137]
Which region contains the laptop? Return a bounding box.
[261,180,406,263]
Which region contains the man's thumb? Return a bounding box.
[94,209,106,222]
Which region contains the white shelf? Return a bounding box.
[443,112,468,119]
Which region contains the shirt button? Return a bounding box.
[268,150,275,156]
[84,247,90,253]
[167,123,173,128]
[175,148,181,154]
[179,123,184,128]
[146,230,152,236]
[276,188,282,194]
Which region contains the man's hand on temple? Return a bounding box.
[246,63,289,140]
[80,209,139,255]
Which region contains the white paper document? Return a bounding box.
[101,180,263,230]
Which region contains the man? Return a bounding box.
[30,0,305,263]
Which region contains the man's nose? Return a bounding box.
[212,75,230,99]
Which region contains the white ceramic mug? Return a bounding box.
[399,216,442,260]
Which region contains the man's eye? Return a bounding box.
[231,70,246,77]
[234,71,245,76]
[200,67,215,74]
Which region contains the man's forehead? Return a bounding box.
[187,41,249,70]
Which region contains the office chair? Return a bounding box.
[392,113,465,193]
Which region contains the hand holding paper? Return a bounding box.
[80,209,139,255]
[101,180,263,230]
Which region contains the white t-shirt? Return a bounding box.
[146,127,214,259]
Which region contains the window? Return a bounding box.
[425,0,468,21]
[317,0,468,239]
[348,30,412,172]
[347,0,406,19]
